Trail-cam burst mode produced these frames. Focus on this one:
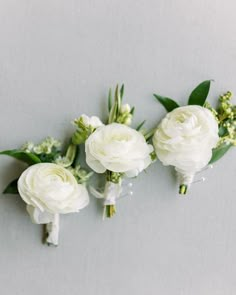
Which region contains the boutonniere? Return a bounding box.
[0,138,91,246]
[72,85,155,218]
[152,81,235,194]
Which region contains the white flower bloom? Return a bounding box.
[80,114,103,129]
[85,123,153,177]
[153,105,219,174]
[18,163,89,214]
[121,104,131,114]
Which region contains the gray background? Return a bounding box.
[0,0,235,294]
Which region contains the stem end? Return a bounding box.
[179,184,188,195]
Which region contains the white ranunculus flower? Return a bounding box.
[18,163,89,214]
[80,114,103,129]
[85,123,153,177]
[153,105,219,175]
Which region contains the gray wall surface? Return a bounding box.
[0,1,236,294]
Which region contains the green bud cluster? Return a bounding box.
[108,84,134,126]
[204,102,219,122]
[206,91,236,146]
[116,105,132,125]
[72,117,94,145]
[67,165,93,184]
[21,137,61,155]
[106,170,123,184]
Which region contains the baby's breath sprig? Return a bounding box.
[67,166,93,184]
[21,137,62,163]
[205,91,236,163]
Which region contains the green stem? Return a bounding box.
[105,205,116,218]
[104,171,122,218]
[179,184,188,195]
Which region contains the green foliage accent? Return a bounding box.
[3,179,19,194]
[115,84,121,117]
[72,130,87,145]
[56,143,78,168]
[108,88,112,112]
[120,84,124,100]
[108,84,131,124]
[65,143,77,166]
[144,128,156,141]
[130,106,135,115]
[150,151,157,161]
[218,126,228,137]
[153,94,179,112]
[0,150,41,165]
[136,120,146,131]
[108,85,119,124]
[209,144,232,164]
[188,80,212,106]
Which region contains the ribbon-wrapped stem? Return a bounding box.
[26,205,60,246]
[176,169,194,195]
[105,171,122,218]
[45,213,60,246]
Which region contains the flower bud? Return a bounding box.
[72,131,87,145]
[120,104,131,114]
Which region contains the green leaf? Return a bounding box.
[218,125,228,137]
[120,84,124,101]
[115,84,121,116]
[108,97,118,124]
[0,150,41,165]
[108,88,112,112]
[65,143,77,167]
[209,143,232,164]
[130,106,135,115]
[3,179,19,194]
[153,94,179,112]
[144,128,156,141]
[136,120,146,131]
[72,130,87,145]
[188,80,212,106]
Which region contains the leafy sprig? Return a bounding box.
[0,137,92,195]
[206,91,236,163]
[154,80,235,164]
[108,84,133,125]
[154,80,212,111]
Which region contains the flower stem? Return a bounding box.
[104,171,122,218]
[179,184,188,195]
[105,204,116,218]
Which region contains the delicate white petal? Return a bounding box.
[85,123,153,176]
[153,105,219,174]
[26,205,55,224]
[18,163,90,214]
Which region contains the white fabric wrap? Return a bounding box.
[26,205,59,246]
[176,169,194,187]
[103,181,122,206]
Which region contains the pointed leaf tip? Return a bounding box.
[0,150,41,165]
[188,80,212,106]
[209,143,232,164]
[153,94,179,112]
[3,179,19,194]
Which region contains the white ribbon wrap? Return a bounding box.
[26,205,60,246]
[176,169,194,188]
[103,181,122,206]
